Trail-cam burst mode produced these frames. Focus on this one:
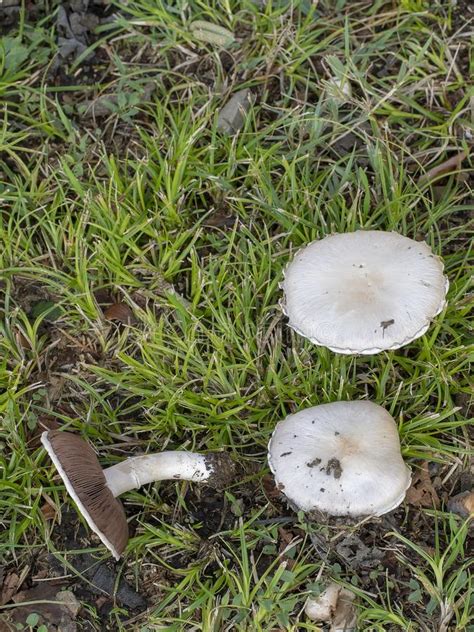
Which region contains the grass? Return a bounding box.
[0,0,472,630]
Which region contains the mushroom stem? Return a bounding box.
[103,452,218,497]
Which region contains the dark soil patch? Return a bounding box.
[0,510,146,631]
[451,0,474,32]
[261,458,472,626]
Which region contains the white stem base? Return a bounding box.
[103,451,213,497]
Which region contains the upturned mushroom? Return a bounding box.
[41,430,236,560]
[281,230,448,354]
[268,401,411,517]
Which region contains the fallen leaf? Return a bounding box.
[204,210,236,228]
[15,329,31,349]
[262,474,284,501]
[49,549,148,611]
[88,563,147,610]
[217,89,253,134]
[335,533,383,569]
[103,302,135,324]
[419,149,469,184]
[277,527,296,570]
[28,416,61,449]
[190,20,235,47]
[0,572,21,607]
[405,461,440,508]
[55,5,90,65]
[40,499,58,522]
[7,584,81,632]
[447,490,474,518]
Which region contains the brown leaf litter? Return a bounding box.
[405,461,440,508]
[419,149,470,184]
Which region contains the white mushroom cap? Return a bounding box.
[268,401,411,517]
[282,230,448,354]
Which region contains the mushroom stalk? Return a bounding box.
[103,452,215,497]
[41,430,236,559]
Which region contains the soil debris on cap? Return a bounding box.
[325,458,343,479]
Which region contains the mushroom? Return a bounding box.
[305,582,357,632]
[268,401,411,517]
[305,582,341,621]
[41,430,236,560]
[281,230,448,354]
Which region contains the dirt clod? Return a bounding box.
[324,458,343,479]
[206,452,239,490]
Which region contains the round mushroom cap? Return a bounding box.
[282,230,448,354]
[41,431,128,560]
[268,401,411,517]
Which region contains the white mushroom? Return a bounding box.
[268,401,411,517]
[305,583,357,632]
[281,230,448,354]
[305,582,341,621]
[41,430,235,559]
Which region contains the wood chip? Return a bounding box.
[419,149,469,184]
